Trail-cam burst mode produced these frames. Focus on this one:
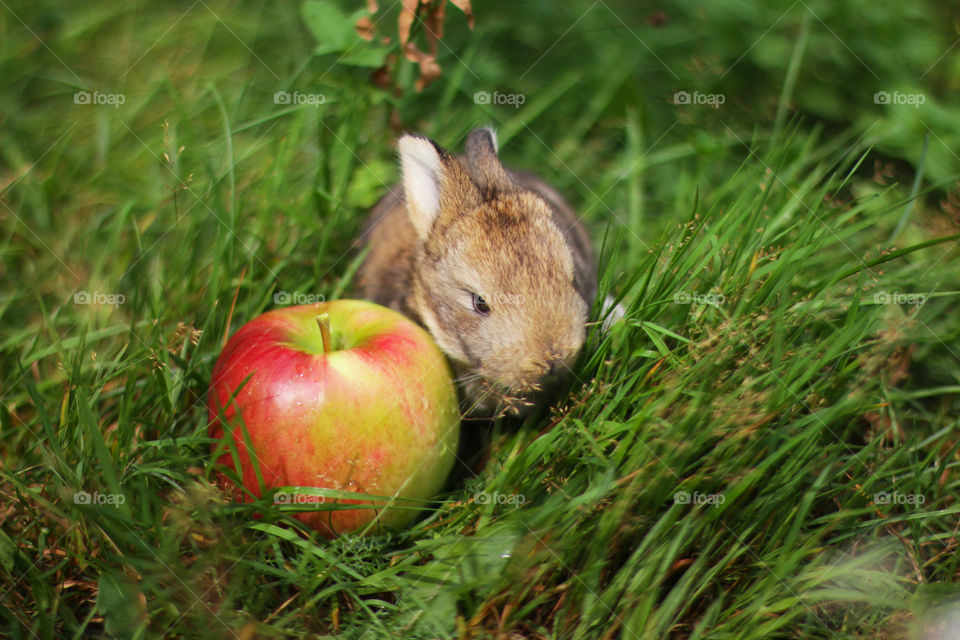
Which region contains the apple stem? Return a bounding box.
[316,313,332,354]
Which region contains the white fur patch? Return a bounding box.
[398,135,443,240]
[481,126,498,153]
[601,295,626,332]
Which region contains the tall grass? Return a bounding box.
[1,1,958,638]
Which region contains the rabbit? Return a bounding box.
[357,127,598,416]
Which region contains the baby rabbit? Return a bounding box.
[357,127,597,416]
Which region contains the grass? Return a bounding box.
[1,0,959,638]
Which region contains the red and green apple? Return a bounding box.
[207,299,460,538]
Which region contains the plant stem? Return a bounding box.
[316,313,332,353]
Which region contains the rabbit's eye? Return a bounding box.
[471,293,491,315]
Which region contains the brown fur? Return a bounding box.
[356,128,597,416]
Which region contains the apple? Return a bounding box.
[207,299,461,538]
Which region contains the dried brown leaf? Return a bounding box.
[398,0,420,48]
[393,0,476,90]
[405,43,443,90]
[355,16,375,41]
[424,0,446,39]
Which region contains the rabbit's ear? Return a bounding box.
[398,135,447,240]
[398,134,478,241]
[464,127,513,195]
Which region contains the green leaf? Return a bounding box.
[301,0,389,67]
